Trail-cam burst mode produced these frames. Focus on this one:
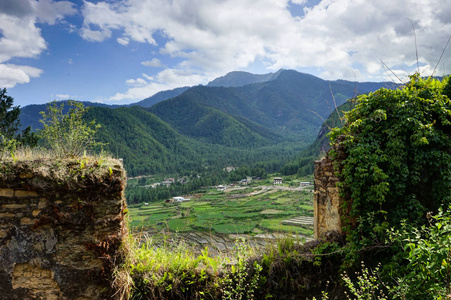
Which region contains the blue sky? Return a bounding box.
[1,0,450,106]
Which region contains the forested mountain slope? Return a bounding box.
[280,99,356,176]
[85,106,303,176]
[149,70,395,144]
[18,70,396,177]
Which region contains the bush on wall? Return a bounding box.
[330,74,451,246]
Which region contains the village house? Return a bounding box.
[161,178,175,186]
[224,166,237,172]
[217,185,226,191]
[299,181,311,187]
[273,177,283,185]
[173,196,190,202]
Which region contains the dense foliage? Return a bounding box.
[387,206,451,299]
[330,74,451,242]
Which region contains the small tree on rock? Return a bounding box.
[39,100,104,158]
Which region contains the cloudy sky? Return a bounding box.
[2,0,450,106]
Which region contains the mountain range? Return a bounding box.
[19,69,397,176]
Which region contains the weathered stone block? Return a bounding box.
[38,198,48,209]
[0,188,14,197]
[15,190,39,197]
[0,212,15,218]
[2,203,28,210]
[20,217,34,225]
[19,172,34,179]
[12,263,61,300]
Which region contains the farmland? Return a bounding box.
[128,182,314,251]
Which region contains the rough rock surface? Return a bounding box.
[0,158,127,299]
[314,136,346,239]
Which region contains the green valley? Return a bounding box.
[127,177,315,252]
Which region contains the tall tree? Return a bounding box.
[0,88,21,140]
[0,88,38,156]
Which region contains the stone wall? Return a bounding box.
[313,136,346,239]
[0,158,127,299]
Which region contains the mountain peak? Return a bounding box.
[207,69,285,87]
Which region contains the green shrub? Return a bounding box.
[126,238,221,299]
[39,100,104,158]
[387,206,451,299]
[222,239,263,300]
[341,262,388,300]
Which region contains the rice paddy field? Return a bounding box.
[128,184,314,238]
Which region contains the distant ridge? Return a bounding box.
[132,86,190,108]
[19,100,122,131]
[207,70,284,87]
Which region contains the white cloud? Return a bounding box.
[290,0,308,4]
[117,37,129,45]
[0,0,75,88]
[126,78,147,87]
[81,1,130,42]
[31,0,76,25]
[80,0,451,102]
[53,93,82,100]
[109,69,209,101]
[81,27,112,42]
[367,62,382,74]
[0,15,47,63]
[141,58,164,67]
[0,64,42,88]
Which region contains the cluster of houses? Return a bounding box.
[218,177,312,190]
[150,176,312,205]
[144,177,188,188]
[272,177,311,187]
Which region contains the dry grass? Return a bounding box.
[112,230,135,300]
[3,146,115,161]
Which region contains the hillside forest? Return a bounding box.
[19,70,394,178]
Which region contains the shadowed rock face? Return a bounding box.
[314,136,346,239]
[0,158,127,299]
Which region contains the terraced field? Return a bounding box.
[128,185,314,241]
